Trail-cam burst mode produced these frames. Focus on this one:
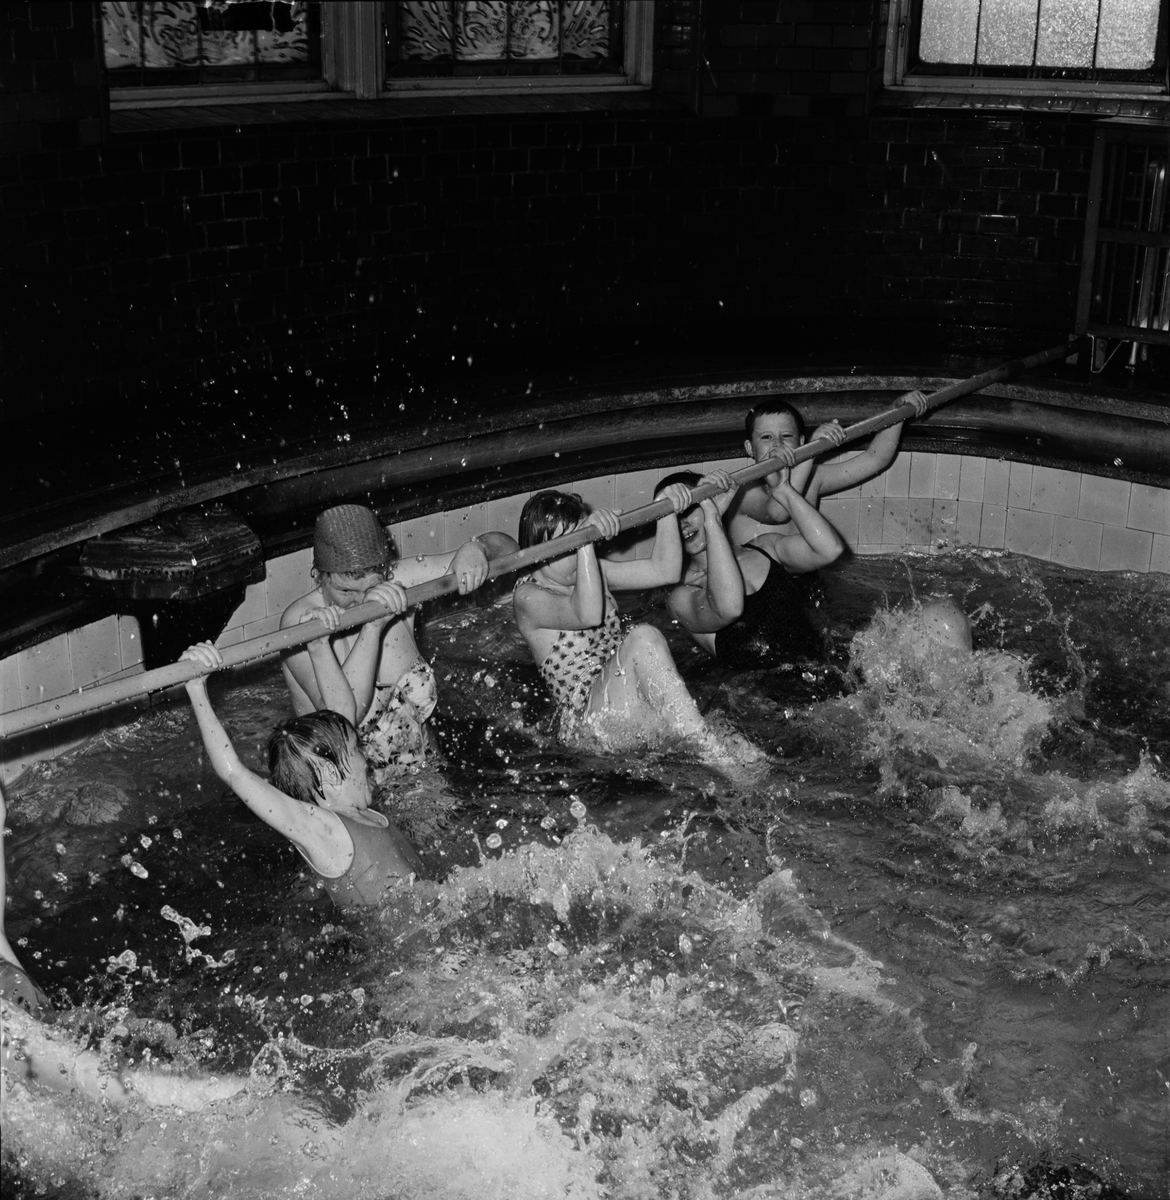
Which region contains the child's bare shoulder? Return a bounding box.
[512,577,543,610]
[280,588,325,627]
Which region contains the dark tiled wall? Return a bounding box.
[857,115,1093,340]
[2,1,1096,428]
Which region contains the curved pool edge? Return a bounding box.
[2,367,1167,571]
[1,367,1168,782]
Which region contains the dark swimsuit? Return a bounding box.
[299,811,425,909]
[712,548,823,669]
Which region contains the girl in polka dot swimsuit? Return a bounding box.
[513,486,733,756]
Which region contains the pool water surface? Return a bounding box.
[2,550,1167,1200]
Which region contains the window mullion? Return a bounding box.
[323,1,382,97]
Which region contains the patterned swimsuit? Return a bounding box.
[524,579,624,728]
[359,655,438,775]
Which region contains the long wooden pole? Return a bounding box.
[0,341,1073,738]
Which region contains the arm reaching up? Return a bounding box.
[805,391,928,504]
[668,472,745,636]
[181,644,344,866]
[514,508,621,636]
[749,479,844,574]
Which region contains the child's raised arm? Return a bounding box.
[603,483,690,591]
[804,392,928,504]
[667,472,745,635]
[748,480,844,574]
[310,584,406,723]
[281,582,408,721]
[181,644,340,860]
[514,509,619,634]
[392,531,517,594]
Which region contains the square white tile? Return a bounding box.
[1007,462,1033,510]
[908,452,937,499]
[1030,466,1080,518]
[1078,475,1131,529]
[958,456,986,503]
[984,459,1010,508]
[1051,516,1103,571]
[1005,508,1054,559]
[1100,526,1153,573]
[934,454,962,501]
[1128,483,1170,536]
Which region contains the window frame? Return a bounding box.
[105,1,653,110]
[1076,124,1170,354]
[882,0,1170,103]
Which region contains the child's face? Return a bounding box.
[320,569,386,610]
[678,503,707,556]
[745,412,801,464]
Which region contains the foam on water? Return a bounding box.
[3,554,1168,1198]
[841,600,1170,855]
[849,604,1056,782]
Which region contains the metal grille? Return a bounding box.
[1078,128,1170,370]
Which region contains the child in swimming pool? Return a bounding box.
[661,468,843,667]
[182,632,425,910]
[281,504,517,778]
[512,487,743,758]
[727,393,929,543]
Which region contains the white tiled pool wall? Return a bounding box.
[2,449,1168,783]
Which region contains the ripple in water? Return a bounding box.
[2,552,1167,1198]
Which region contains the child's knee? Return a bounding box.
[622,624,670,660]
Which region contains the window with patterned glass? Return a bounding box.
[385,1,625,79]
[102,1,322,87]
[884,0,1168,96]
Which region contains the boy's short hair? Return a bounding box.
[745,401,803,439]
[267,709,358,805]
[518,490,589,550]
[654,470,702,497]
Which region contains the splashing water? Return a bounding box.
[2,552,1168,1198]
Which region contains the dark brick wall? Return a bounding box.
[699,0,875,120]
[1,1,1105,439]
[857,114,1093,342]
[1,0,103,154]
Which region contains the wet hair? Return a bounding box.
[654,470,702,497]
[314,564,389,585]
[745,401,803,440]
[267,709,358,805]
[518,490,589,550]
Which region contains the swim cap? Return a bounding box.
[313,505,389,575]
